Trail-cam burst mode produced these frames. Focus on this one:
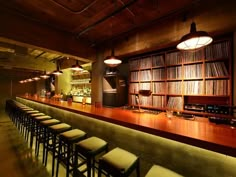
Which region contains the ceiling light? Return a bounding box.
[27,78,33,82]
[33,76,40,81]
[71,60,83,71]
[40,70,50,79]
[104,49,122,67]
[53,61,63,75]
[0,46,15,53]
[104,56,122,67]
[177,22,213,50]
[53,69,63,75]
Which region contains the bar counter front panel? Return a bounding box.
[16,96,236,177]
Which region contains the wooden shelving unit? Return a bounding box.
[71,70,91,104]
[128,38,232,117]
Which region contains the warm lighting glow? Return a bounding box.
[40,70,50,79]
[0,46,15,53]
[33,76,40,81]
[53,62,63,76]
[40,74,50,79]
[71,66,83,71]
[177,22,213,50]
[71,65,83,71]
[52,70,63,75]
[27,78,33,82]
[104,56,122,67]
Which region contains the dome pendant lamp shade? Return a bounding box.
[40,70,50,79]
[177,22,213,50]
[53,61,63,75]
[104,48,122,67]
[71,60,83,71]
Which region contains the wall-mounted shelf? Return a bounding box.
[71,69,91,104]
[128,38,232,117]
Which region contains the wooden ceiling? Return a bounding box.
[0,0,194,45]
[0,0,236,72]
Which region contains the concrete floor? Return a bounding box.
[0,110,67,177]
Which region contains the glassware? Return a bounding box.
[166,110,173,119]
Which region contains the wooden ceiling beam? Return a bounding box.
[0,7,96,62]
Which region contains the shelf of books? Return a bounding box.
[128,38,232,117]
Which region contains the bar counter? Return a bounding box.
[18,96,236,157]
[16,96,236,177]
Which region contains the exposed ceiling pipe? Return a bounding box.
[117,0,135,17]
[91,0,203,47]
[50,0,99,14]
[76,0,137,38]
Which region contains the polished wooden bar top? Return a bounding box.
[18,96,236,157]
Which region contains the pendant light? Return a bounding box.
[71,60,83,71]
[104,48,122,67]
[177,22,213,50]
[53,60,63,75]
[40,70,50,79]
[104,12,122,68]
[33,76,40,81]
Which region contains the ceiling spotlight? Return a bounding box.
[177,22,213,50]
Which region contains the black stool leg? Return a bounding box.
[55,139,62,177]
[52,134,57,177]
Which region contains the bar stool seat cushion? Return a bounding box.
[22,108,33,111]
[76,136,107,155]
[99,147,138,173]
[40,119,60,126]
[29,112,45,118]
[26,110,39,114]
[49,123,71,133]
[60,129,86,142]
[34,115,52,121]
[30,113,45,117]
[145,165,183,177]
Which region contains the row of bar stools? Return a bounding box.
[73,136,108,177]
[39,119,61,165]
[47,123,72,177]
[98,147,140,177]
[5,100,141,177]
[55,129,87,177]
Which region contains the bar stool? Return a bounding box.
[21,110,39,136]
[27,112,45,146]
[98,147,140,177]
[145,165,184,177]
[33,115,52,156]
[47,123,72,177]
[39,119,61,165]
[16,108,34,131]
[73,136,108,177]
[55,129,87,177]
